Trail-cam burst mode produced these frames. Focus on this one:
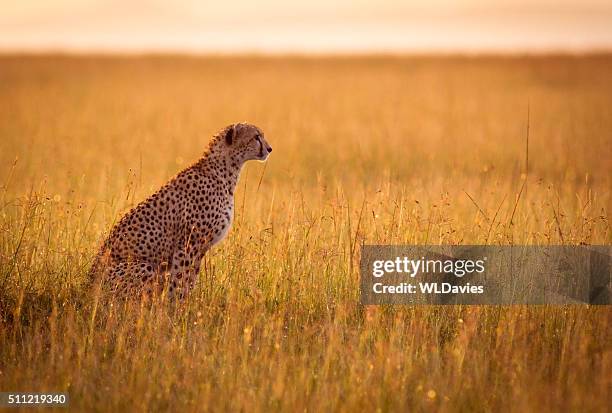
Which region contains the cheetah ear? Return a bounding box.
[224,125,236,145]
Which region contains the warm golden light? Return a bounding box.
[2,0,612,52]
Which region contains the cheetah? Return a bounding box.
[89,122,272,299]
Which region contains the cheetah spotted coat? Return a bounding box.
[89,123,272,299]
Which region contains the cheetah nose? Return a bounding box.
[267,145,272,153]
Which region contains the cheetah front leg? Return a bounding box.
[168,246,208,300]
[166,228,217,300]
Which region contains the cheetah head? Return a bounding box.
[221,123,272,163]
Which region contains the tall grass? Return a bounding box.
[0,55,610,411]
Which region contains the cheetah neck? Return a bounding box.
[196,149,245,194]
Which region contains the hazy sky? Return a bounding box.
[2,0,612,53]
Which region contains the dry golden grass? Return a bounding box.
[0,55,610,412]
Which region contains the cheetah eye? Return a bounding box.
[254,134,261,142]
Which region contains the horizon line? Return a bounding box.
[1,49,612,58]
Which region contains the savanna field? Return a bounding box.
[0,55,610,411]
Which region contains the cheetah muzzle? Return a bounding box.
[89,122,272,300]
